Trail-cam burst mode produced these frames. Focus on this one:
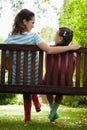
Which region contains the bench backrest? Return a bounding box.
[0,44,87,95]
[0,44,43,85]
[45,49,87,87]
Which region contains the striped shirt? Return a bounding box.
[5,31,44,85]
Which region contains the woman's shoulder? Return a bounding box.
[4,36,13,43]
[27,31,39,37]
[4,34,21,43]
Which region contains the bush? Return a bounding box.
[62,96,87,107]
[0,93,23,105]
[0,93,16,105]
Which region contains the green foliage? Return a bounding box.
[60,0,87,107]
[10,94,23,105]
[62,96,87,107]
[0,94,23,105]
[0,93,17,105]
[59,0,87,46]
[43,0,50,2]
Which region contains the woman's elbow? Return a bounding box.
[45,49,52,54]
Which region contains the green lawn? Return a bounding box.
[0,105,87,130]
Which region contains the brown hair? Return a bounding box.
[11,9,35,35]
[58,27,73,46]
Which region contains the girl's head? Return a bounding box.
[55,27,73,46]
[11,9,35,35]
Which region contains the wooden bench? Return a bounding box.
[0,44,87,95]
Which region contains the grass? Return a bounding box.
[0,105,87,130]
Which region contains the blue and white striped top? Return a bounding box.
[4,31,44,85]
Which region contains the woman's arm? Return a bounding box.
[38,42,80,54]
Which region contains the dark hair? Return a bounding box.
[11,9,35,35]
[58,27,73,46]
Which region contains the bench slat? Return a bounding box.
[8,51,13,84]
[31,51,35,84]
[16,51,21,83]
[23,51,28,84]
[53,54,59,85]
[1,50,6,83]
[83,53,87,87]
[76,53,81,87]
[45,54,51,84]
[60,53,66,86]
[38,51,43,84]
[68,53,74,86]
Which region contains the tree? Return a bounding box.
[59,0,87,46]
[59,0,87,107]
[0,0,24,17]
[10,0,24,14]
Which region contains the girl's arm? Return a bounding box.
[38,42,80,54]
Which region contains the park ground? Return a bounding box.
[0,104,87,130]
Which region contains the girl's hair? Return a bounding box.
[11,9,35,35]
[58,27,73,46]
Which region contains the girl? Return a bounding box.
[45,27,76,122]
[4,9,80,122]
